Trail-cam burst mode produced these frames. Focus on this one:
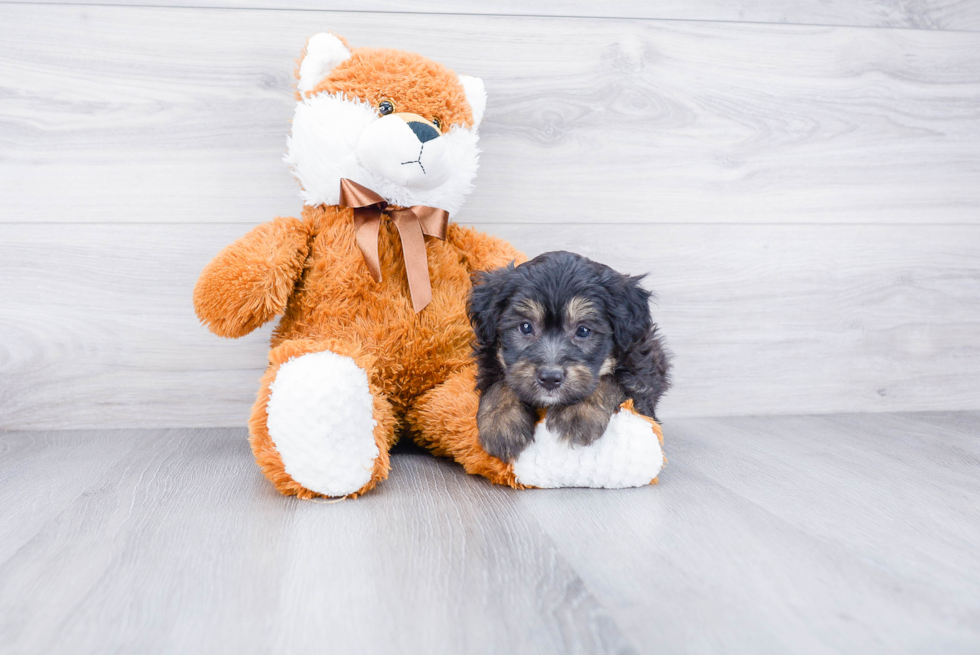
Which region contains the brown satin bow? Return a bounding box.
[339,178,450,313]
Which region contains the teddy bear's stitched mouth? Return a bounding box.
[400,144,426,174]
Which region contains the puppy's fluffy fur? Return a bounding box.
[468,251,671,462]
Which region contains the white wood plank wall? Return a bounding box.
[1,3,978,429]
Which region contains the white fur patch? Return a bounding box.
[513,410,664,489]
[298,33,351,93]
[458,75,486,127]
[266,350,379,497]
[285,93,480,215]
[357,115,453,189]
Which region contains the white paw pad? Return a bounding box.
[513,409,664,489]
[266,350,378,496]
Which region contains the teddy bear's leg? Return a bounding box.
[406,367,522,488]
[514,401,666,489]
[249,338,397,499]
[408,366,666,490]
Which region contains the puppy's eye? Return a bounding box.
[432,117,441,130]
[575,326,592,338]
[378,100,394,115]
[519,322,534,335]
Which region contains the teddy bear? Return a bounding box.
[193,32,665,499]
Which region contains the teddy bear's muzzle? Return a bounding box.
[357,113,453,190]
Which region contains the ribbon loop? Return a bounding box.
[338,178,450,313]
[410,205,450,240]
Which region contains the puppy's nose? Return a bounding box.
[536,368,564,391]
[407,120,440,143]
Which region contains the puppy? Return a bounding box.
[468,251,671,462]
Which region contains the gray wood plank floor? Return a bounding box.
[1,413,977,654]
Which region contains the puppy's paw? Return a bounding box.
[547,377,627,447]
[477,382,536,462]
[479,418,535,463]
[546,403,612,447]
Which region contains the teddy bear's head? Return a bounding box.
[285,33,486,216]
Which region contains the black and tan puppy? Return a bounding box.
[468,250,671,462]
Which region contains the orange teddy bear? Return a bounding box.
[194,33,665,499]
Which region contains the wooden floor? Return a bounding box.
[1,413,977,654]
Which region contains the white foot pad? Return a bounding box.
[266,350,379,497]
[513,409,664,489]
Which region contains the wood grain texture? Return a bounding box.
[2,4,979,226]
[1,413,978,653]
[9,0,980,31]
[517,412,980,653]
[0,428,631,655]
[0,430,150,564]
[1,222,978,429]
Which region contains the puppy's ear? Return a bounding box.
[468,264,516,349]
[605,272,653,353]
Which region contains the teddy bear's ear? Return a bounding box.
[297,33,352,93]
[458,75,486,128]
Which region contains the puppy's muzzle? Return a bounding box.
[536,367,564,391]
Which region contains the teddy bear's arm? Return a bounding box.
[446,224,527,274]
[193,217,311,338]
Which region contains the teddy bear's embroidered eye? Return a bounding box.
[378,100,394,115]
[432,117,441,130]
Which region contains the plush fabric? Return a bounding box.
[247,337,396,499]
[265,349,380,497]
[514,400,666,489]
[193,33,666,498]
[408,367,522,489]
[193,217,309,338]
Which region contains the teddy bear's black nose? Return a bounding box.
[408,120,440,143]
